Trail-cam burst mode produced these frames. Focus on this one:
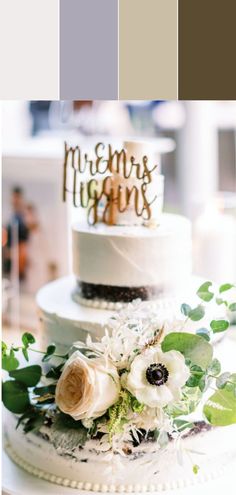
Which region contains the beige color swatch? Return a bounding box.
[119,0,178,100]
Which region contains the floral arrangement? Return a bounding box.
[2,281,236,471]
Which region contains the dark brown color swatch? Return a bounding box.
[179,0,236,100]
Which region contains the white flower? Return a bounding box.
[132,406,169,431]
[55,351,120,420]
[124,347,190,407]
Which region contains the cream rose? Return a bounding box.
[124,347,190,407]
[55,351,120,420]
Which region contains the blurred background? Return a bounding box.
[2,100,236,335]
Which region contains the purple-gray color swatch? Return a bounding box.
[60,0,118,99]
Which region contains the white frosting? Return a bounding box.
[5,413,236,492]
[37,275,226,350]
[36,276,181,351]
[36,276,113,351]
[72,213,192,290]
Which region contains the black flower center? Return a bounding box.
[146,363,169,386]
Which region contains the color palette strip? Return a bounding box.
[0,0,235,100]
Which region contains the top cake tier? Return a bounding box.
[72,213,192,307]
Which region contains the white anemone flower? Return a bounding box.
[124,347,190,408]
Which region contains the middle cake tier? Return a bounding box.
[72,213,192,307]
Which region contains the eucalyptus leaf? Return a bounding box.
[9,365,42,387]
[2,380,30,413]
[186,375,201,387]
[46,362,64,379]
[216,298,227,306]
[181,303,191,317]
[173,419,194,432]
[198,377,206,392]
[23,415,45,433]
[188,305,205,321]
[197,282,214,302]
[219,283,234,294]
[42,344,56,362]
[216,372,231,389]
[196,328,210,341]
[210,319,229,333]
[2,351,19,372]
[22,347,29,361]
[208,358,221,377]
[204,388,236,426]
[34,384,56,396]
[16,408,37,429]
[2,341,8,356]
[46,344,56,355]
[161,332,213,369]
[22,333,36,347]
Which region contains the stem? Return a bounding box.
[11,344,68,360]
[29,347,67,359]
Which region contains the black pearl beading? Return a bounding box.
[146,363,169,386]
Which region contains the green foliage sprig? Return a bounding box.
[108,391,144,441]
[163,281,236,427]
[2,333,69,433]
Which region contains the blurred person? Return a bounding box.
[25,203,40,233]
[24,203,50,293]
[4,187,29,281]
[29,101,51,136]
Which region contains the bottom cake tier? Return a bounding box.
[5,413,236,493]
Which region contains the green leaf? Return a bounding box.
[198,377,206,392]
[216,372,231,389]
[34,384,56,396]
[22,347,29,361]
[186,364,205,388]
[42,344,56,362]
[161,332,213,369]
[204,388,236,426]
[46,362,64,379]
[219,283,234,294]
[229,303,236,312]
[186,375,201,387]
[2,380,30,413]
[196,328,210,341]
[23,415,45,433]
[193,465,200,475]
[2,349,19,372]
[130,396,144,413]
[181,303,191,317]
[208,358,221,377]
[216,298,228,306]
[53,413,88,447]
[9,365,42,387]
[2,341,8,356]
[197,281,214,302]
[55,412,85,430]
[46,344,56,355]
[22,333,36,347]
[188,305,205,321]
[173,419,194,432]
[16,408,37,429]
[210,319,229,333]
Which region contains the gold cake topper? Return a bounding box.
[63,141,158,225]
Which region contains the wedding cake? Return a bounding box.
[3,140,236,493]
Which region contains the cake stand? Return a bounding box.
[2,448,236,495]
